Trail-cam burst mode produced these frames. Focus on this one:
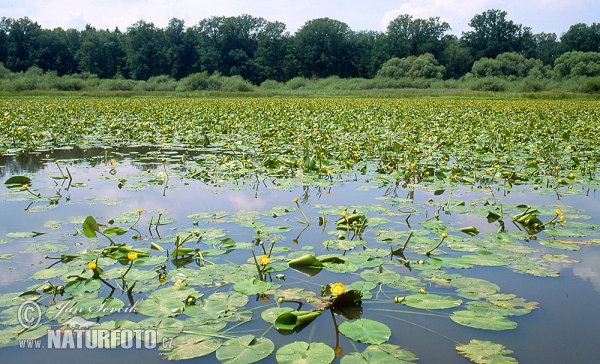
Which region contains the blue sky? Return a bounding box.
[1,0,598,36]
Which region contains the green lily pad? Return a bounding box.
[450,310,517,331]
[164,336,222,360]
[276,341,335,364]
[456,339,518,364]
[341,344,419,364]
[215,335,275,364]
[233,279,272,295]
[401,294,462,310]
[339,318,391,345]
[274,311,322,331]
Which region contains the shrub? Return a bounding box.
[285,77,309,90]
[176,72,210,91]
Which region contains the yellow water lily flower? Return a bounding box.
[331,282,344,295]
[87,261,97,270]
[127,252,138,260]
[260,255,270,265]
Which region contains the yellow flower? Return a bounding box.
[87,261,97,270]
[330,282,344,295]
[22,183,29,188]
[441,232,448,238]
[127,252,138,261]
[340,211,347,217]
[555,210,563,216]
[560,216,566,223]
[292,197,299,203]
[260,255,270,265]
[137,209,143,213]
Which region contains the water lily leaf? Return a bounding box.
[428,257,473,269]
[323,239,365,251]
[542,253,579,263]
[261,307,295,324]
[103,226,128,236]
[44,220,66,229]
[456,339,518,364]
[64,278,101,295]
[274,311,322,332]
[450,310,517,330]
[360,267,401,285]
[341,344,419,364]
[233,279,272,295]
[30,266,69,280]
[288,254,324,268]
[83,216,100,238]
[20,242,69,254]
[458,254,508,267]
[538,239,580,251]
[339,318,391,345]
[136,296,185,317]
[6,231,40,238]
[164,336,222,360]
[4,175,31,189]
[276,341,335,364]
[401,294,462,310]
[216,335,275,364]
[260,226,291,234]
[543,228,587,237]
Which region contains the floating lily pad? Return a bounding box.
[164,336,222,360]
[456,339,518,364]
[450,310,517,331]
[341,344,419,364]
[216,335,275,364]
[401,294,462,310]
[339,318,391,345]
[276,341,335,364]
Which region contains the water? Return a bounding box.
[1,147,599,364]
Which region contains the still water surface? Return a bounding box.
[0,147,599,364]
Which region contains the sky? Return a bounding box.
[0,0,598,36]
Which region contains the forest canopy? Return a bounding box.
[0,8,599,92]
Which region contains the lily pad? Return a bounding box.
[276,341,335,364]
[215,335,275,364]
[456,339,518,364]
[450,310,517,331]
[339,318,391,345]
[401,294,462,310]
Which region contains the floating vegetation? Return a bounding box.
[0,97,599,363]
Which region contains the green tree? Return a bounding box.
[3,17,42,72]
[77,25,125,78]
[254,21,291,82]
[351,30,389,78]
[194,14,270,83]
[559,23,600,53]
[35,27,80,75]
[441,36,473,79]
[164,18,197,79]
[293,18,355,78]
[462,9,533,60]
[123,20,167,80]
[385,15,450,60]
[533,32,559,65]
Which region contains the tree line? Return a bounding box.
[0,8,598,85]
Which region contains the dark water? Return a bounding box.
[1,147,599,364]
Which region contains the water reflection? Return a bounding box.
[1,147,600,364]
